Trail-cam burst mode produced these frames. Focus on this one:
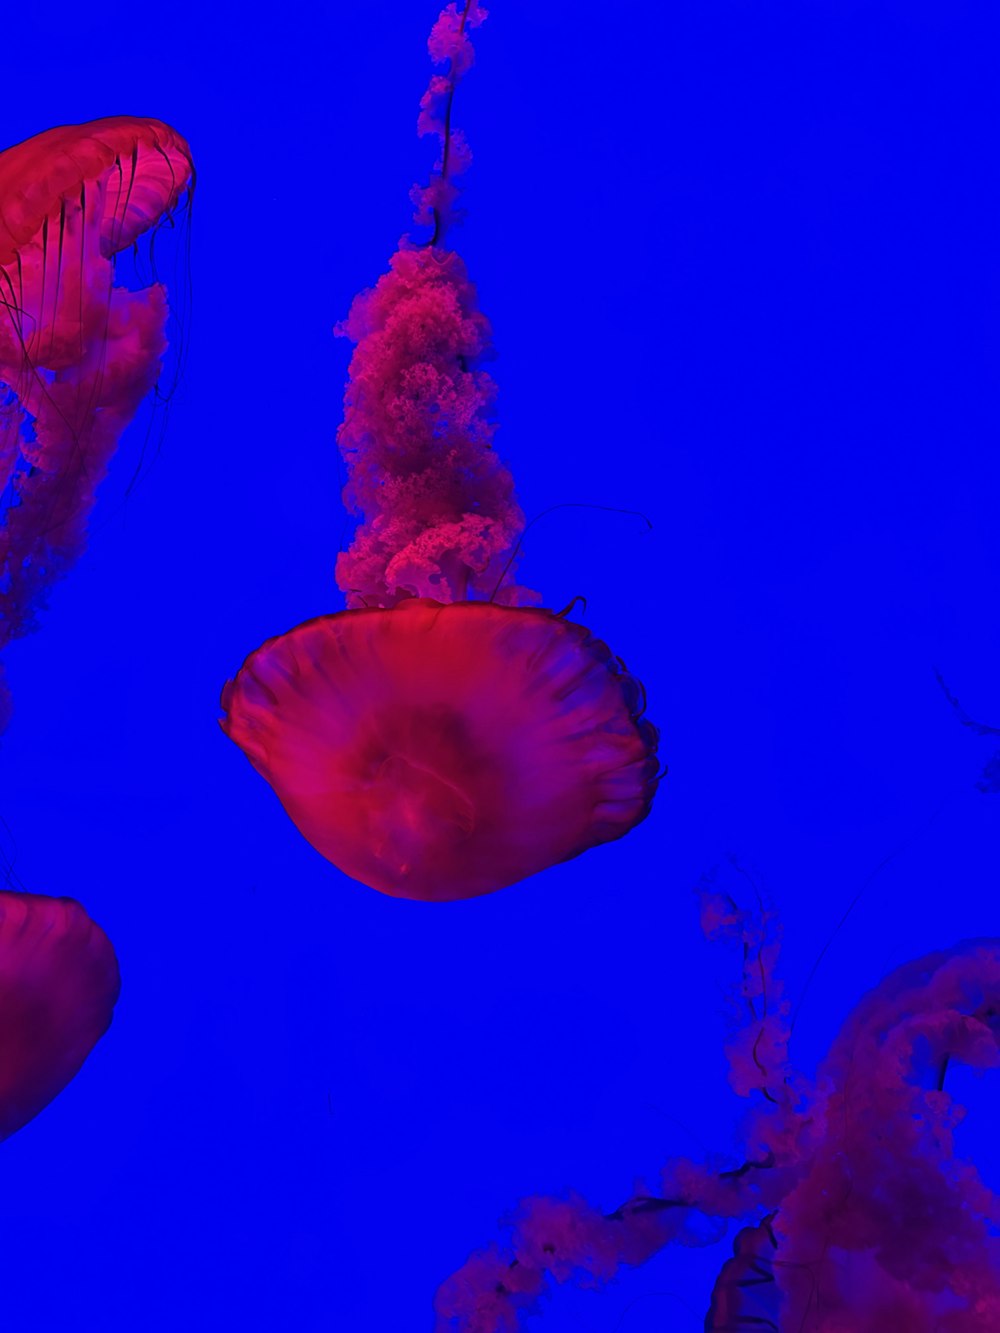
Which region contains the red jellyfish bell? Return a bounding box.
[223,601,658,902]
[220,2,661,901]
[0,891,119,1141]
[0,116,194,725]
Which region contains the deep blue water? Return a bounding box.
[1,2,999,1329]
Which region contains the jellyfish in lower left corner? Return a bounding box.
[220,2,661,902]
[0,115,195,728]
[0,891,119,1142]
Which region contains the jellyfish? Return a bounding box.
[0,890,119,1141]
[0,116,195,727]
[433,885,1000,1329]
[220,2,660,902]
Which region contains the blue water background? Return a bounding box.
[1,2,998,1329]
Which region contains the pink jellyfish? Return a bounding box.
[221,2,660,902]
[0,891,119,1141]
[433,885,1000,1329]
[0,116,195,727]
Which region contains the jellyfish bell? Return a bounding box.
[220,598,660,902]
[0,116,194,265]
[0,890,119,1141]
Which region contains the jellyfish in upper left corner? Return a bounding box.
[220,2,661,903]
[0,116,195,728]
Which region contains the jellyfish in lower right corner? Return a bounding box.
[433,889,1000,1330]
[0,890,119,1141]
[220,2,661,902]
